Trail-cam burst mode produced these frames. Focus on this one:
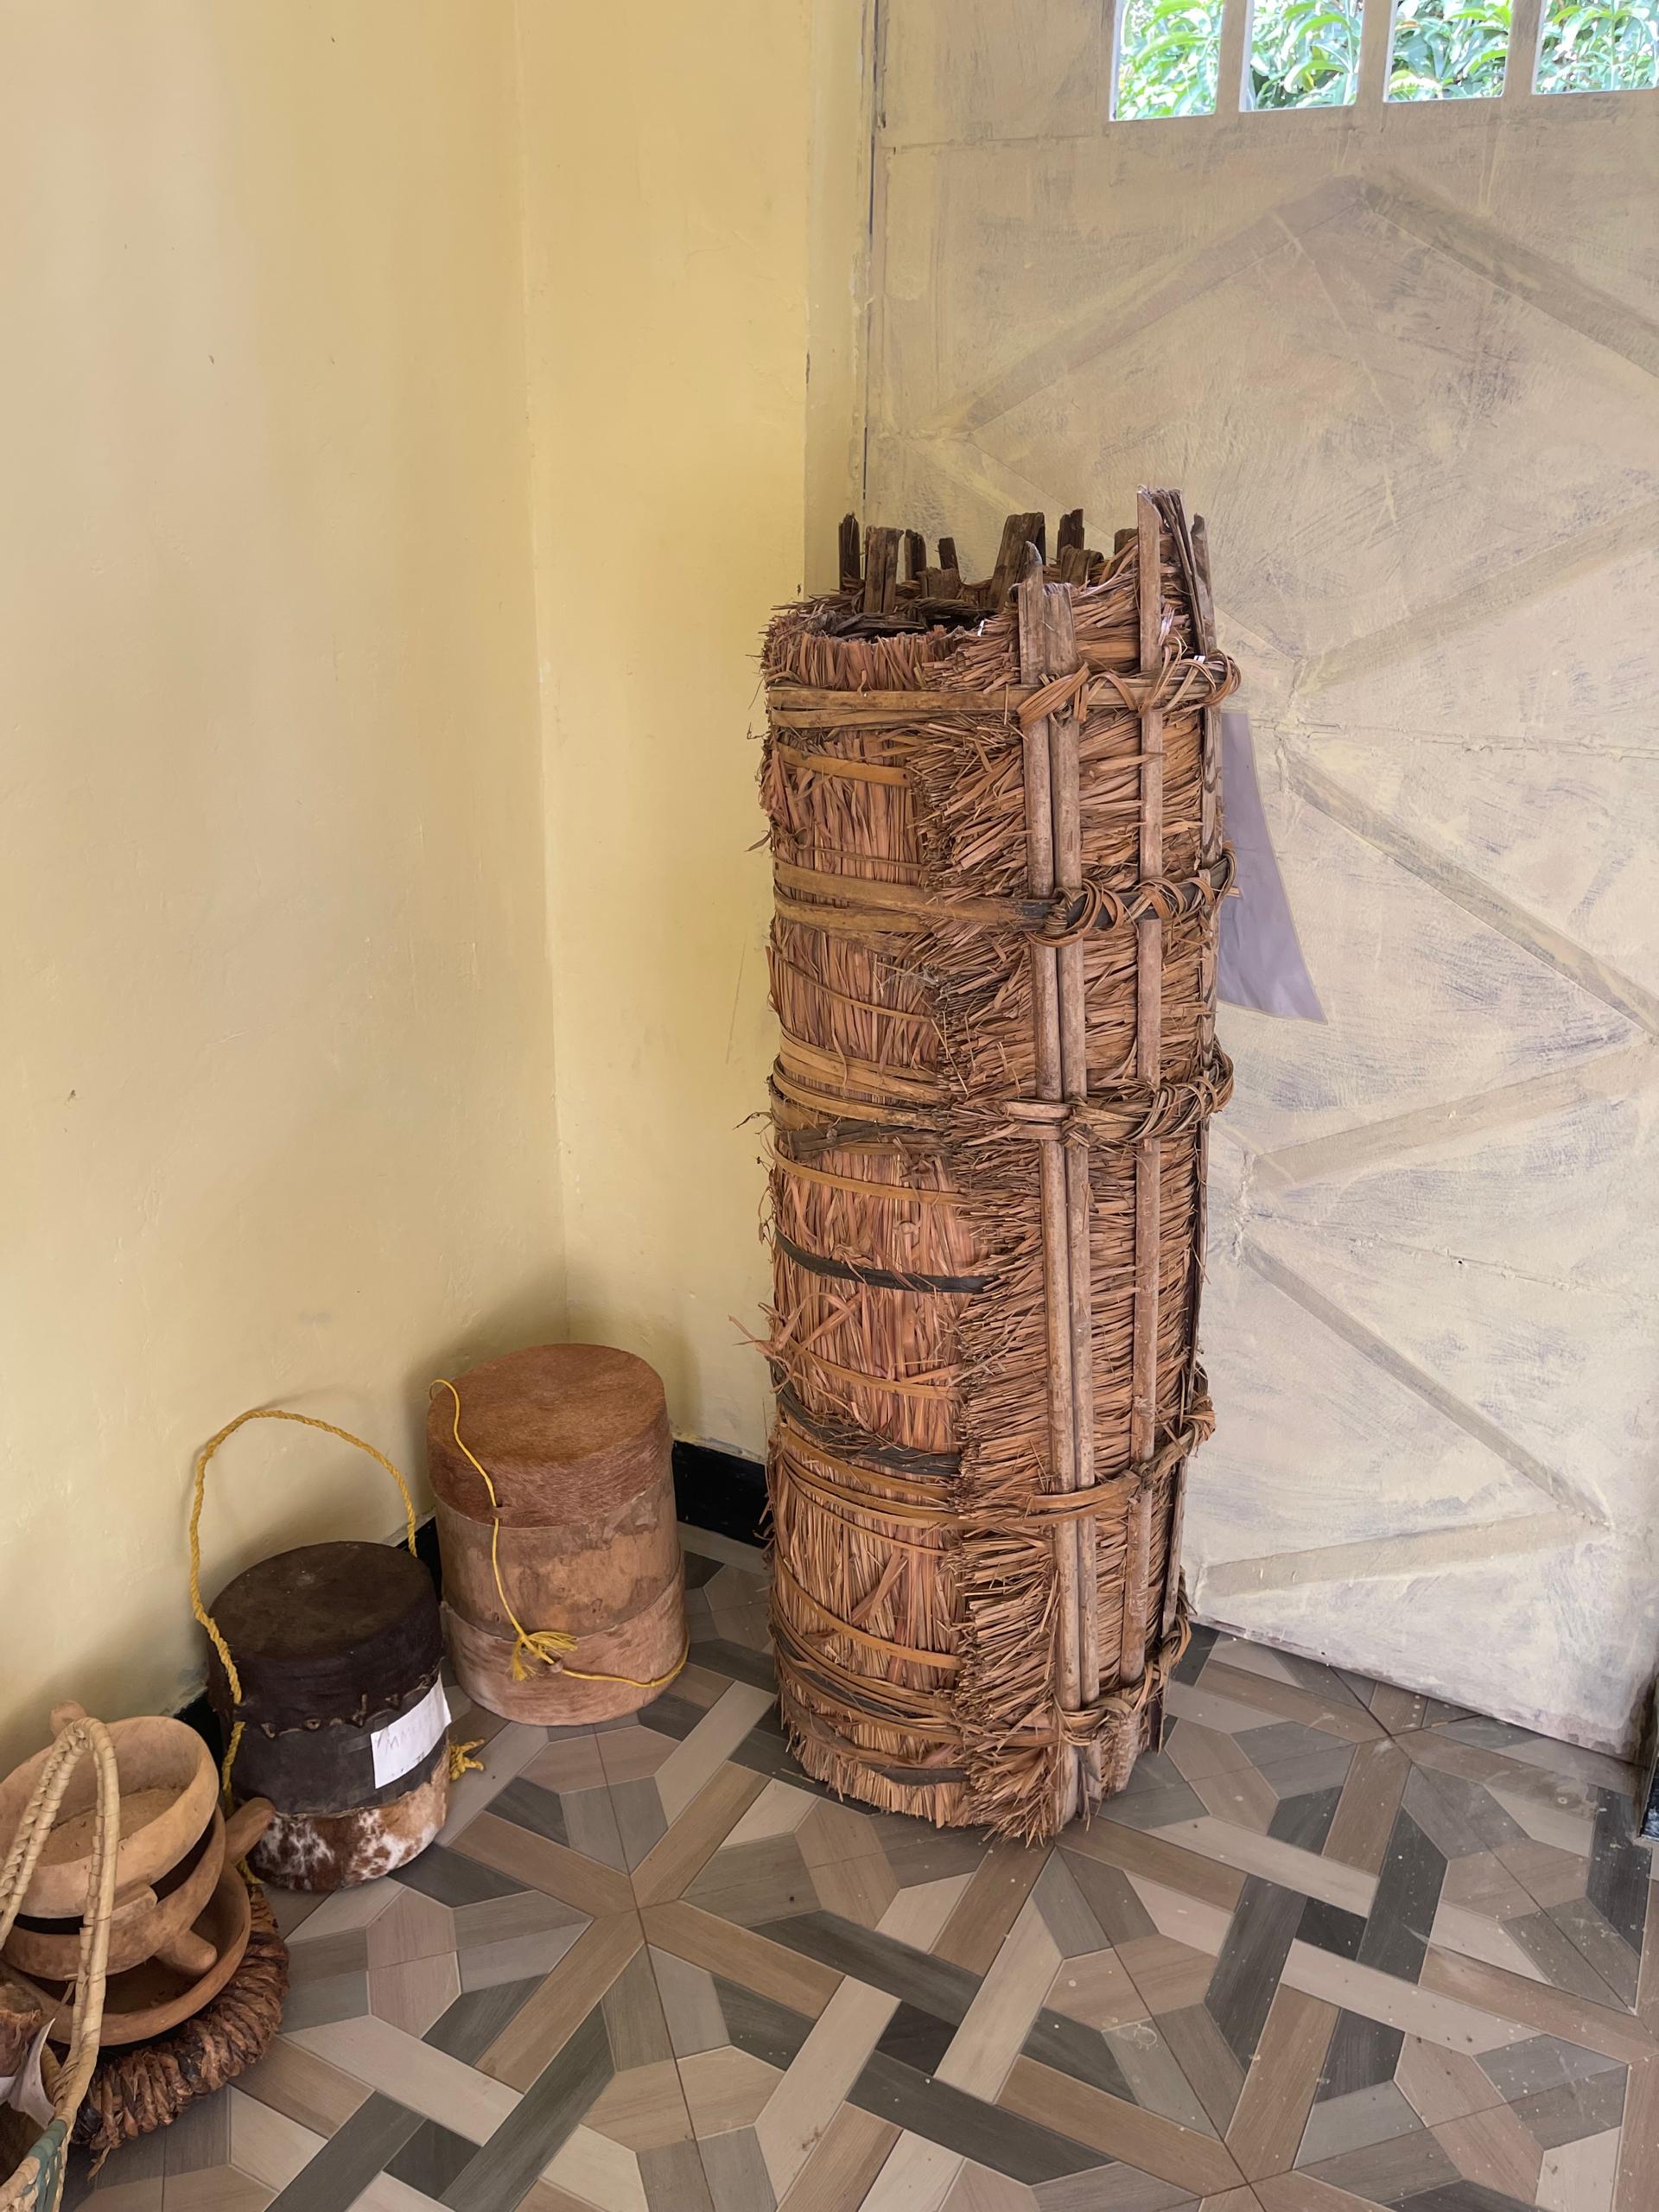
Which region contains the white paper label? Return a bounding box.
[0,2025,54,2132]
[371,1679,451,1788]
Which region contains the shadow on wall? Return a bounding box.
[409,1284,571,1459]
[556,1268,771,1539]
[560,1252,773,1460]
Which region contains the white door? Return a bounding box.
[862,0,1659,1751]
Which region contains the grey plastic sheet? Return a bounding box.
[1218,709,1324,1021]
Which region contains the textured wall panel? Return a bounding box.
[865,11,1659,1750]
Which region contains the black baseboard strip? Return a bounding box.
[672,1439,767,1548]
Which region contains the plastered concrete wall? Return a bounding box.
[868,3,1659,1750]
[518,0,869,1459]
[0,3,562,1768]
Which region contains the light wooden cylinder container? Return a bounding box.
[429,1344,685,1724]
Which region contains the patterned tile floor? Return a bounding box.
[67,1529,1658,2212]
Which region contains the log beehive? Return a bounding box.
[429,1344,686,1725]
[207,1543,448,1890]
[760,493,1234,1840]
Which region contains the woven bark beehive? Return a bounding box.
[760,493,1235,1840]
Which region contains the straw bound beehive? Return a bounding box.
[760,493,1236,1841]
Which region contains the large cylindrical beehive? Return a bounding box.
[429,1344,685,1724]
[207,1541,448,1889]
[760,494,1233,1842]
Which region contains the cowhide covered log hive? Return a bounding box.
[207,1544,448,1889]
[760,493,1235,1840]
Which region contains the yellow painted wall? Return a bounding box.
[0,3,563,1767]
[518,0,865,1457]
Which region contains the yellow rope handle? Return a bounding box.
[431,1378,686,1694]
[188,1406,420,1802]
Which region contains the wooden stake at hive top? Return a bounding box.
[759,495,1236,1843]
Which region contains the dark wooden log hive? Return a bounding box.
[207,1541,448,1890]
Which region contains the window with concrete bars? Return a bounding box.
[1112,0,1657,116]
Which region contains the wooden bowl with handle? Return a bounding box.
[14,1860,257,2047]
[1,1797,270,1980]
[0,1702,219,1919]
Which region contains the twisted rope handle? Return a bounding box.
[0,1716,120,2129]
[188,1408,419,1800]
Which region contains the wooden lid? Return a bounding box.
[207,1542,442,1731]
[428,1343,670,1526]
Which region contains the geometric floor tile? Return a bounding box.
[63,1531,1658,2212]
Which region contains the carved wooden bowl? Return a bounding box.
[2,1798,270,1980]
[0,1704,219,1919]
[18,1865,255,2047]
